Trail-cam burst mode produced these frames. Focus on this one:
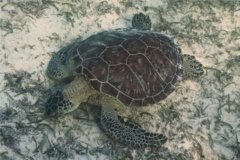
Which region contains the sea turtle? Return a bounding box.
[45,13,204,147]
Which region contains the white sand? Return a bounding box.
[0,1,239,160]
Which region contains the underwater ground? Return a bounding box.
[0,0,240,159]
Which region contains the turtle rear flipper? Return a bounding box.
[100,105,167,147]
[132,13,151,30]
[183,54,204,79]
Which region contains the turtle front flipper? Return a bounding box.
[45,76,94,116]
[100,105,167,147]
[45,91,74,116]
[182,54,204,79]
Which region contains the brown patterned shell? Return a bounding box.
[71,30,183,107]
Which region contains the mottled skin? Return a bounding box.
[45,13,203,147]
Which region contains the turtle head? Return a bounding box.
[182,54,204,79]
[46,44,74,81]
[46,64,72,81]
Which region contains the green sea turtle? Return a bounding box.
[45,13,204,147]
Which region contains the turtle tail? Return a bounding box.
[100,106,167,147]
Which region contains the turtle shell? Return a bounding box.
[70,30,183,106]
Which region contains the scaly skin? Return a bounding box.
[44,12,204,147]
[182,54,204,79]
[100,105,167,147]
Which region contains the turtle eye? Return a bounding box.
[173,37,178,45]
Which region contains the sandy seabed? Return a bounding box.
[0,0,240,160]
